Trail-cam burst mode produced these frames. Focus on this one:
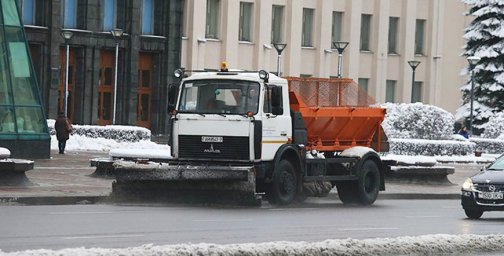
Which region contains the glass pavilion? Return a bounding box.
[0,0,49,158]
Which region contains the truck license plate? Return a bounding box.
[479,192,504,200]
[201,136,223,143]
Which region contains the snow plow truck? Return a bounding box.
[112,65,388,206]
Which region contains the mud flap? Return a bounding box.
[111,161,260,206]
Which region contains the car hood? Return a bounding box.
[471,170,504,184]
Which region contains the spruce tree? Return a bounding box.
[458,0,504,134]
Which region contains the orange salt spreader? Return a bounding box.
[286,77,388,153]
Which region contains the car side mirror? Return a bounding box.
[167,84,178,112]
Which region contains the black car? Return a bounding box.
[461,154,504,219]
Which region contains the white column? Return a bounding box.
[346,0,362,81]
[284,0,302,76]
[400,0,417,103]
[252,0,273,71]
[220,0,239,66]
[314,0,333,77]
[371,0,390,102]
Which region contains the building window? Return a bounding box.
[271,5,283,43]
[360,14,371,51]
[332,11,343,44]
[63,0,77,28]
[17,0,35,25]
[103,0,116,31]
[388,17,399,54]
[206,0,220,39]
[302,8,314,47]
[386,80,396,103]
[182,0,188,37]
[415,19,425,55]
[411,81,423,102]
[357,78,369,105]
[142,0,154,35]
[239,2,252,42]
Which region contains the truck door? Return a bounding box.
[261,84,291,161]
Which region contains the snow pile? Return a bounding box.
[50,133,169,152]
[4,234,504,256]
[381,103,455,140]
[48,120,151,142]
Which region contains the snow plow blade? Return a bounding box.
[111,161,260,206]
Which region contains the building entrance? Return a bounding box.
[97,50,115,125]
[136,52,153,128]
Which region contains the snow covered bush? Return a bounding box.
[381,103,455,140]
[481,113,504,140]
[470,137,504,154]
[47,120,151,142]
[389,138,475,156]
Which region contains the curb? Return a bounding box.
[378,193,460,200]
[0,196,109,205]
[0,193,461,206]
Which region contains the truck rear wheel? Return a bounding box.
[267,159,298,205]
[337,159,380,205]
[357,159,380,205]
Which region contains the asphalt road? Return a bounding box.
[1,199,504,252]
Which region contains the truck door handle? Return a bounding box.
[281,132,287,136]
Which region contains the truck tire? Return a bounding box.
[356,159,381,205]
[267,159,298,205]
[337,159,380,205]
[464,209,483,219]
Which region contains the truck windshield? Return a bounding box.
[178,79,260,115]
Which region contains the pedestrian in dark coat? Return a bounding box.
[54,112,72,154]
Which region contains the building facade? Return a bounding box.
[181,0,471,114]
[20,0,183,134]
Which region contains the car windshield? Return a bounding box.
[178,79,260,115]
[488,155,504,170]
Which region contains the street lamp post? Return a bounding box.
[467,56,481,135]
[273,43,287,77]
[408,60,421,102]
[332,41,349,78]
[60,30,73,118]
[111,28,123,125]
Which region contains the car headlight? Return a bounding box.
[462,178,474,191]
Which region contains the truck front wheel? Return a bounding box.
[267,159,298,205]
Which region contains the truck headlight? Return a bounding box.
[462,178,474,191]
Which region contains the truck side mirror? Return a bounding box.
[167,84,178,112]
[271,86,283,115]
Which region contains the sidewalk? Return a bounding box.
[0,150,485,205]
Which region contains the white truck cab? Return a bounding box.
[169,70,291,163]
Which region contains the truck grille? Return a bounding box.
[178,135,250,160]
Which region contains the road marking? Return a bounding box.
[404,215,440,218]
[36,167,92,170]
[49,211,116,215]
[338,227,399,231]
[192,219,253,222]
[62,234,145,240]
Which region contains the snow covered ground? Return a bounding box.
[3,234,504,256]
